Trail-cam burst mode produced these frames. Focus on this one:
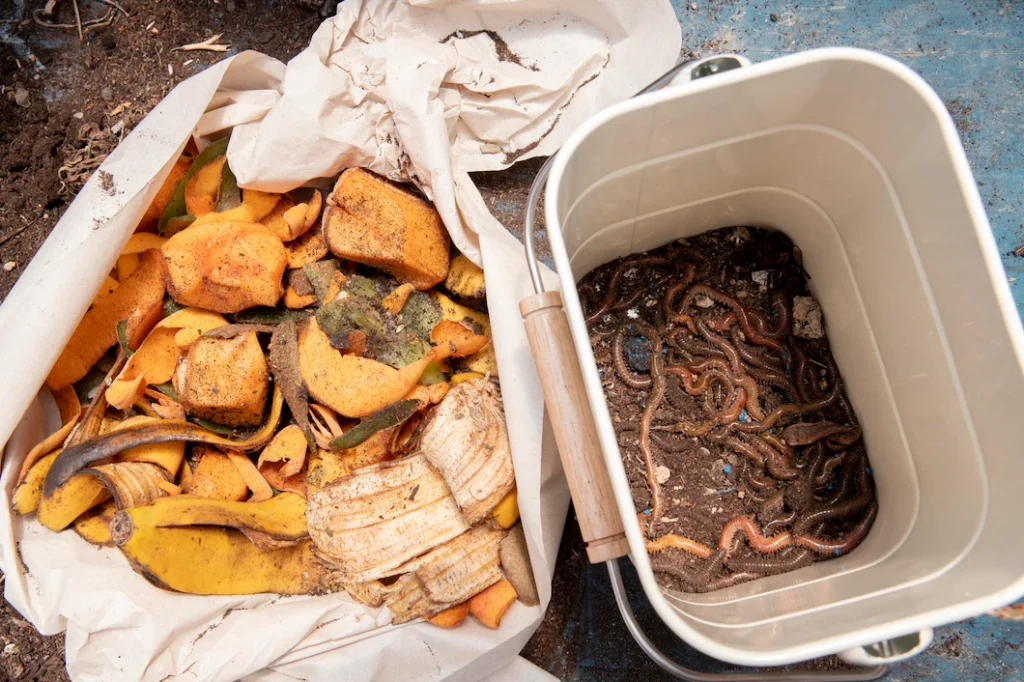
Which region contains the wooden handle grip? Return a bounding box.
[520,291,630,563]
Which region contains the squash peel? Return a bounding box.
[187,448,248,501]
[162,220,287,313]
[323,169,449,289]
[47,249,166,390]
[284,228,328,269]
[468,577,517,628]
[298,318,484,418]
[184,155,226,216]
[226,451,274,502]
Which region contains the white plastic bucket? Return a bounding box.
[543,48,1024,667]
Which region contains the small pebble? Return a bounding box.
[14,87,30,108]
[751,270,769,285]
[770,12,779,21]
[627,308,639,319]
[3,262,16,272]
[73,111,84,119]
[655,465,671,484]
[101,86,114,101]
[738,491,745,499]
[695,294,714,308]
[698,447,711,457]
[737,290,747,299]
[660,516,678,523]
[690,2,697,8]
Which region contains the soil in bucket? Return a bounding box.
[577,227,877,593]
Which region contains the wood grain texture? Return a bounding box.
[520,291,630,563]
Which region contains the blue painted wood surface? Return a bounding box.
[521,2,1024,680]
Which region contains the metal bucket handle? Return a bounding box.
[518,54,897,680]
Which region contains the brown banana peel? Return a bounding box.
[44,387,283,496]
[306,453,469,583]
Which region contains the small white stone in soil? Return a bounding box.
[698,447,711,457]
[751,270,769,286]
[737,491,745,499]
[695,294,714,308]
[3,261,16,271]
[655,465,671,484]
[626,308,639,319]
[660,516,678,523]
[645,298,657,307]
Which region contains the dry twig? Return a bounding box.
[172,34,231,53]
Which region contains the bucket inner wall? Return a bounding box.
[545,50,1024,660]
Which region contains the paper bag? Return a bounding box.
[0,1,680,679]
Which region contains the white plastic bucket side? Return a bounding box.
[543,47,1024,666]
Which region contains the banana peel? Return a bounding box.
[124,492,307,541]
[306,453,469,583]
[73,501,118,546]
[385,523,505,624]
[87,462,170,509]
[110,506,326,595]
[12,451,59,515]
[44,387,283,496]
[419,379,514,524]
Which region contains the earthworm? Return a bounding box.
[793,502,877,556]
[585,255,668,324]
[708,311,737,331]
[718,387,747,424]
[697,319,744,375]
[653,419,716,437]
[724,436,764,468]
[670,332,725,360]
[814,452,847,488]
[703,571,762,592]
[639,352,668,524]
[731,328,784,370]
[797,467,873,535]
[746,364,800,402]
[611,272,676,315]
[726,547,814,574]
[651,549,725,591]
[731,382,839,433]
[761,433,797,466]
[763,509,799,535]
[835,393,857,427]
[613,326,652,389]
[747,434,800,480]
[647,533,713,559]
[719,515,793,556]
[759,490,786,520]
[682,284,784,350]
[662,264,698,320]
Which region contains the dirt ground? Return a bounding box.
[0,1,329,679]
